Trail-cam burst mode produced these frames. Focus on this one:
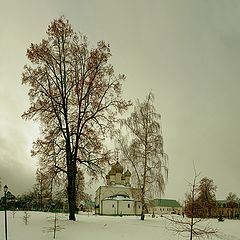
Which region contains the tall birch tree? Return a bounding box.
[118,92,168,220]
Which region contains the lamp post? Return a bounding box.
[4,185,8,240]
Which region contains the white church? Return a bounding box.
[95,161,142,216]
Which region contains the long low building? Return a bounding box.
[149,199,182,215]
[215,200,240,219]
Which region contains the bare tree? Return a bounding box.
[226,192,238,219]
[34,168,54,210]
[53,213,58,239]
[226,192,238,202]
[22,16,130,221]
[165,169,218,240]
[23,211,31,225]
[51,212,64,239]
[197,177,217,218]
[44,212,64,239]
[11,210,16,218]
[117,92,168,220]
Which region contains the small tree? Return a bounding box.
[11,210,16,218]
[44,212,64,239]
[23,211,31,225]
[165,168,218,240]
[51,213,63,239]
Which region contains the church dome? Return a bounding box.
[109,168,116,175]
[124,169,131,177]
[112,161,123,173]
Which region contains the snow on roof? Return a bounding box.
[113,184,128,188]
[104,195,134,201]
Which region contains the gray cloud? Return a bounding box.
[0,135,35,195]
[0,0,239,200]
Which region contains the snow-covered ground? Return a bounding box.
[0,211,239,240]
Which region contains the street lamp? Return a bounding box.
[4,185,8,240]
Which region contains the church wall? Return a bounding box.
[102,200,118,215]
[118,200,135,215]
[95,186,142,215]
[101,199,139,215]
[135,202,142,215]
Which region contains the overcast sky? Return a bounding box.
[0,0,239,201]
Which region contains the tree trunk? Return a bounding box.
[140,187,145,221]
[67,162,77,221]
[190,223,193,240]
[208,207,211,218]
[140,143,147,221]
[40,189,43,211]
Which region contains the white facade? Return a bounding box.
[101,198,141,216]
[148,199,183,215]
[152,206,182,215]
[95,161,142,216]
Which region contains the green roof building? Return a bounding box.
[149,199,182,215]
[153,199,181,208]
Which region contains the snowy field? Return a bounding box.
[0,211,239,240]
